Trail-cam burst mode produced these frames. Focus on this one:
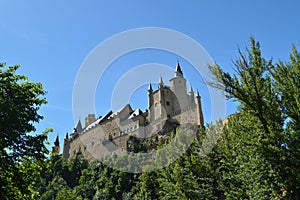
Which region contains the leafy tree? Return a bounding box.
[209,37,300,198]
[39,175,68,200]
[270,45,300,198]
[0,63,50,199]
[155,124,222,200]
[134,169,159,200]
[56,188,82,200]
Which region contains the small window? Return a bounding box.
[166,101,170,106]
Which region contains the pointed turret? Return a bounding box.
[148,83,154,121]
[63,132,70,159]
[189,86,195,106]
[196,90,200,97]
[54,135,60,146]
[195,90,204,128]
[170,61,188,109]
[148,83,153,92]
[159,76,164,87]
[190,86,194,93]
[175,61,183,77]
[75,120,83,133]
[52,134,60,155]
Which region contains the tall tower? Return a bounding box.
[85,114,96,128]
[52,135,60,155]
[158,76,166,118]
[189,86,195,107]
[148,83,154,121]
[169,61,188,111]
[196,91,204,128]
[63,132,70,159]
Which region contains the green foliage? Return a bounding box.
[209,37,300,199]
[56,188,82,200]
[154,123,222,200]
[0,63,50,199]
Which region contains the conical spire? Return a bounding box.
[148,83,153,91]
[54,135,59,146]
[75,120,83,133]
[159,76,164,86]
[196,90,200,97]
[189,85,194,93]
[65,132,69,139]
[175,61,183,77]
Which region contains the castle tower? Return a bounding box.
[62,132,70,159]
[85,114,96,128]
[196,90,204,128]
[52,135,60,155]
[189,86,195,107]
[158,76,166,118]
[169,61,188,111]
[148,83,154,121]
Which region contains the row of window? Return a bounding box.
[120,125,138,136]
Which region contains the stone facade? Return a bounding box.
[53,62,204,161]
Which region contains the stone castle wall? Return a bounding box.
[63,106,200,161]
[61,63,204,160]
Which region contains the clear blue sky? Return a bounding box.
[1,0,300,150]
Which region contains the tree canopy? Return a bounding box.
[0,63,50,199]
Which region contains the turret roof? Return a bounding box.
[175,61,183,76]
[54,135,59,146]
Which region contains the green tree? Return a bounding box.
[270,45,300,198]
[209,37,300,198]
[0,63,50,199]
[155,124,222,200]
[56,188,82,200]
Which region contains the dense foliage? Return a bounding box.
[2,38,300,199]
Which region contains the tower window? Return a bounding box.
[166,101,170,106]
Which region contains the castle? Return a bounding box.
[52,62,204,161]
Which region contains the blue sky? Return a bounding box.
[1,1,300,150]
